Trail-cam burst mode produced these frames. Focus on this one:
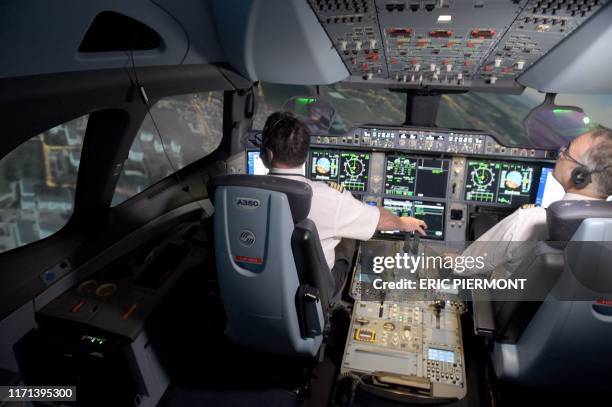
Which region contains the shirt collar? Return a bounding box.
[268,167,304,175]
[563,192,602,201]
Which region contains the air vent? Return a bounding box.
[79,11,161,52]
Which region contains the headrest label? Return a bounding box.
[235,197,260,210]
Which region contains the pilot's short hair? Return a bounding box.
[584,125,612,197]
[262,111,310,167]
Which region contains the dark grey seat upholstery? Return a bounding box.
[208,175,334,357]
[473,200,612,390]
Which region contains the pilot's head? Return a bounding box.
[261,111,310,169]
[553,126,612,198]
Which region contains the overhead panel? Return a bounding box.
[308,0,610,91]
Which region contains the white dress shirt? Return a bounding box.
[269,167,380,269]
[459,192,602,277]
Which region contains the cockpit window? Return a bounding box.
[253,82,406,134]
[0,115,88,254]
[555,94,612,129]
[112,92,224,206]
[436,88,545,147]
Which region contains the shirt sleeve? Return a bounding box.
[458,207,547,276]
[333,191,380,241]
[459,209,519,275]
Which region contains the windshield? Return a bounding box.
[253,83,405,135]
[436,88,545,147]
[254,82,611,147]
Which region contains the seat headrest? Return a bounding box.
[547,199,612,241]
[207,175,312,223]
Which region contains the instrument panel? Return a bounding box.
[244,126,561,243]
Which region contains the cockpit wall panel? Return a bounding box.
[0,0,220,79]
[518,3,612,94]
[210,0,349,84]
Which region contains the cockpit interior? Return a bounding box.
[1,1,611,406]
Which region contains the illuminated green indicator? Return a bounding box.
[296,97,316,105]
[553,108,573,114]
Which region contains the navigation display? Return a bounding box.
[413,200,445,240]
[380,198,445,240]
[310,149,370,192]
[497,162,535,206]
[385,155,449,198]
[464,160,536,206]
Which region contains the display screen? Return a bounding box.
[247,149,268,175]
[385,155,449,198]
[380,198,444,240]
[414,159,449,198]
[428,348,455,363]
[385,155,417,196]
[535,166,565,208]
[382,197,413,217]
[310,149,370,192]
[413,200,445,240]
[464,160,536,206]
[379,198,413,237]
[247,149,306,176]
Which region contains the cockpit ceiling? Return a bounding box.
[308,0,610,91]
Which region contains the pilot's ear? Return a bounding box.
[265,148,274,167]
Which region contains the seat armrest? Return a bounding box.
[471,289,496,337]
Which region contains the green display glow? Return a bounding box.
[295,97,316,105]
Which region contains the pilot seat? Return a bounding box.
[207,175,336,358]
[473,199,612,391]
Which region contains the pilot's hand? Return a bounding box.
[400,217,427,236]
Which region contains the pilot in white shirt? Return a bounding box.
[258,111,427,277]
[460,127,612,277]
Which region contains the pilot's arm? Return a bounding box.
[458,206,547,276]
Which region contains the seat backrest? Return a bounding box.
[547,199,612,243]
[491,200,612,390]
[207,175,332,357]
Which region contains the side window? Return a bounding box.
[0,116,88,254]
[112,92,224,206]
